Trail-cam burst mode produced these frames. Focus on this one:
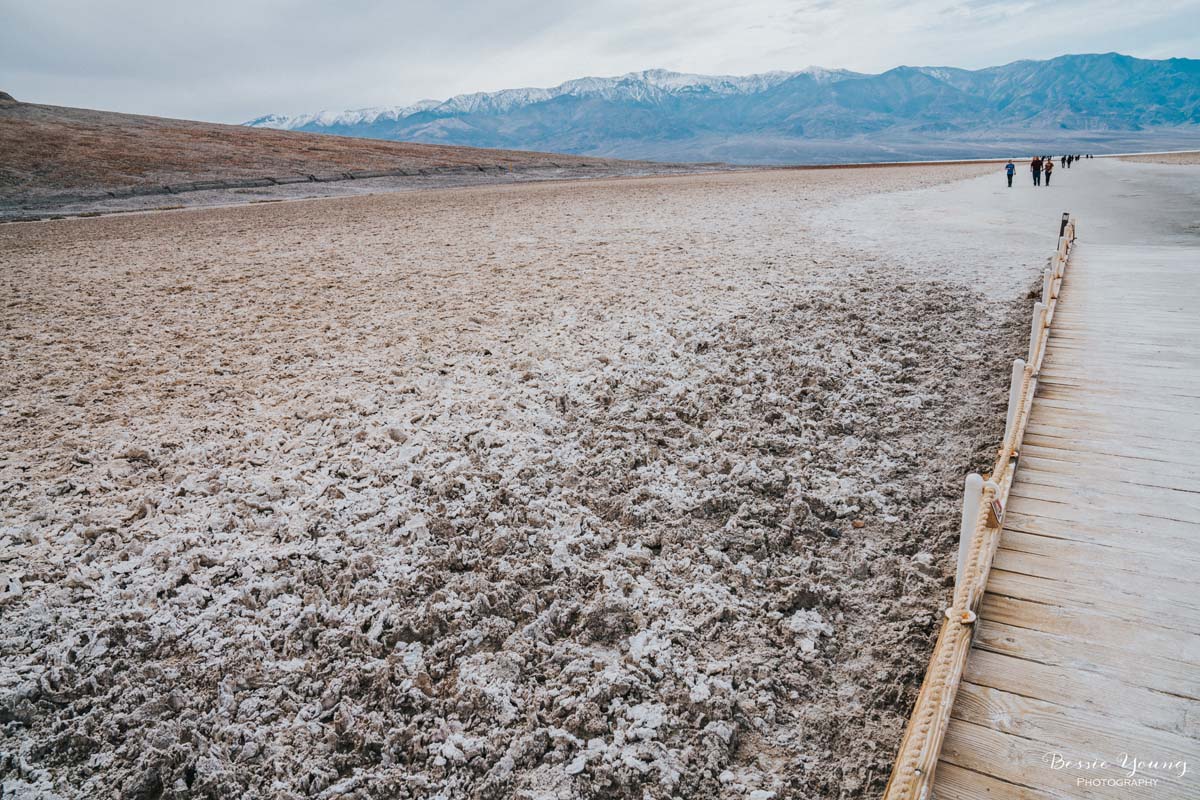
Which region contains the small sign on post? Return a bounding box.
[987,498,1004,528]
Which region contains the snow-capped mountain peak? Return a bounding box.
[244,68,834,130]
[240,55,1200,165]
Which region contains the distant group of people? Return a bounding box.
[1005,154,1092,187]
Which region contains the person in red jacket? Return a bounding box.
[1043,155,1054,186]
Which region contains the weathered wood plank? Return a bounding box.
[1037,370,1200,394]
[978,593,1200,664]
[973,620,1200,697]
[951,683,1200,793]
[1026,423,1200,451]
[1019,442,1200,482]
[933,761,1068,800]
[985,568,1200,634]
[1004,494,1200,541]
[1039,380,1200,405]
[1027,407,1200,438]
[997,529,1200,581]
[1036,388,1200,416]
[1030,407,1200,437]
[1016,463,1200,502]
[1016,455,1198,494]
[961,650,1200,738]
[1048,339,1200,355]
[1020,431,1200,467]
[991,548,1200,610]
[940,719,1171,800]
[1034,399,1200,427]
[1001,508,1195,557]
[1007,483,1200,526]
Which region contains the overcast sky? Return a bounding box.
[2,0,1198,123]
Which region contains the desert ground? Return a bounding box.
[2,157,1195,799]
[0,95,701,222]
[1119,150,1200,165]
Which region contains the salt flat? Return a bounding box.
[1,158,1190,799]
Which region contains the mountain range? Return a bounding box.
[247,53,1200,164]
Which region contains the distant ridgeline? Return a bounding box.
[246,53,1200,164]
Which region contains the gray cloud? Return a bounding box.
[1,0,1197,123]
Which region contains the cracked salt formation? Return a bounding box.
[1,164,1035,799]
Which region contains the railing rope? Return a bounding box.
[882,212,1077,800]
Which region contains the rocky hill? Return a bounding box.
[0,96,651,216]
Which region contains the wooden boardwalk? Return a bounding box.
[932,241,1200,798]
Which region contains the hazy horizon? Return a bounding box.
[2,0,1199,123]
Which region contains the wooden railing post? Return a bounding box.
[956,474,984,591]
[1003,358,1026,448]
[1028,301,1045,364]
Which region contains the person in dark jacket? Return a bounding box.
[1031,156,1042,186]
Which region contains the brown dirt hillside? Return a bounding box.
[0,95,646,210]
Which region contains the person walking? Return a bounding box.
[1043,156,1054,186]
[1005,159,1016,187]
[1061,155,1067,169]
[1031,156,1042,186]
